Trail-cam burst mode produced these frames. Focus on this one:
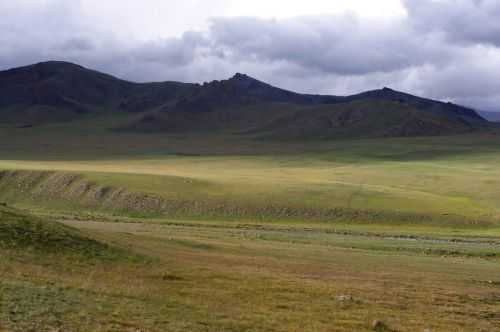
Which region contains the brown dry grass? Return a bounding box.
[2,217,499,331]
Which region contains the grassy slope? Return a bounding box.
[0,206,144,331]
[0,205,134,260]
[0,204,92,251]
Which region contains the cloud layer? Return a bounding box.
[1,0,499,110]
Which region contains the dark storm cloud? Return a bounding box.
[0,1,101,68]
[209,15,449,76]
[404,0,500,47]
[1,0,500,111]
[56,38,94,52]
[133,32,209,67]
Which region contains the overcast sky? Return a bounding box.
[1,0,499,110]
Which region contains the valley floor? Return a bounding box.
[2,123,500,331]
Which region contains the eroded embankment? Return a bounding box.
[0,170,174,215]
[0,170,491,226]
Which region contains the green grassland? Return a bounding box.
[2,117,500,331]
[1,119,500,227]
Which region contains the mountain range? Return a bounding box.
[0,61,492,139]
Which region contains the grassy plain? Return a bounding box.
[1,118,500,331]
[1,126,500,226]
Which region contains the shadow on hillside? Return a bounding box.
[1,127,500,162]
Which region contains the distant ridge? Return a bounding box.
[479,110,500,122]
[0,61,491,138]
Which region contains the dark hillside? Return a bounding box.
[0,61,132,108]
[251,99,484,140]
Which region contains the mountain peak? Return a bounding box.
[229,72,259,82]
[33,60,82,67]
[224,72,270,91]
[232,72,248,78]
[9,61,85,73]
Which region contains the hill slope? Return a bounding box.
[0,61,490,138]
[250,99,483,139]
[0,204,109,255]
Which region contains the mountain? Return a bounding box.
[0,61,133,123]
[0,61,491,138]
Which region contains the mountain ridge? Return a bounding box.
[0,61,491,138]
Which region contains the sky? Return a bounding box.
[1,0,499,111]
